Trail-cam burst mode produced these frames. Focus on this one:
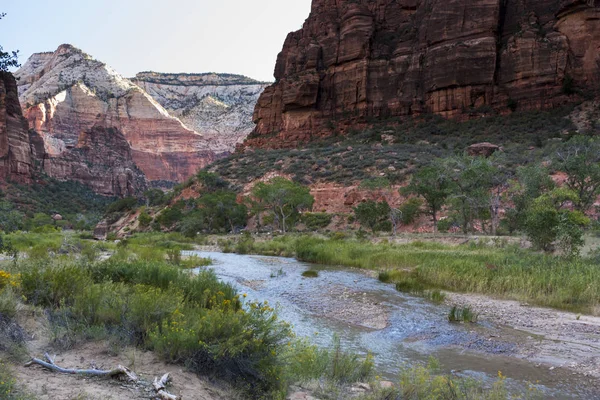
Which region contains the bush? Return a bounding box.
[398,198,422,225]
[301,212,333,231]
[107,197,138,213]
[20,262,93,307]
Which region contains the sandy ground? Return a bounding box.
[6,313,233,400]
[445,292,600,379]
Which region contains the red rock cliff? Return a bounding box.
[247,0,600,148]
[0,72,33,183]
[15,45,221,187]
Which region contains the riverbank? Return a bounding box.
[217,234,600,315]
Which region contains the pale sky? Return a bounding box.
[0,0,312,82]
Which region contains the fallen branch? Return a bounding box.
[24,353,138,382]
[153,373,180,400]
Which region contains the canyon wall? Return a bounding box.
[133,72,268,152]
[0,72,34,184]
[14,45,250,193]
[246,0,600,148]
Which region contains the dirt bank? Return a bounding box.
[5,314,234,400]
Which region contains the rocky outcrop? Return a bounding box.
[247,0,600,148]
[30,126,147,197]
[0,72,34,183]
[133,72,268,151]
[15,45,226,189]
[467,143,501,158]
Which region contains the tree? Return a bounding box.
[444,156,497,234]
[524,188,589,256]
[405,162,451,232]
[196,190,248,233]
[251,178,314,233]
[354,200,391,233]
[0,14,19,72]
[554,135,600,211]
[504,164,555,233]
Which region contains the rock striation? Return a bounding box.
[0,72,34,184]
[247,0,600,148]
[133,72,268,151]
[14,45,250,191]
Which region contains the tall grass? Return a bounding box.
[255,236,600,313]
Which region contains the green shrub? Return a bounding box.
[0,287,17,319]
[107,197,138,213]
[20,262,93,307]
[301,212,333,231]
[398,198,423,225]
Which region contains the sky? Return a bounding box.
[0,0,312,82]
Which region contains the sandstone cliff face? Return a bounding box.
[15,45,222,187]
[247,0,600,148]
[133,72,268,152]
[0,72,33,183]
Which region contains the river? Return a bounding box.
[188,251,600,399]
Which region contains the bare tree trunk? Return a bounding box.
[153,373,180,400]
[25,353,138,381]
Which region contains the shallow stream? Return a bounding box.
[188,251,599,399]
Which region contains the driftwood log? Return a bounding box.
[153,373,180,400]
[24,353,180,398]
[24,353,138,381]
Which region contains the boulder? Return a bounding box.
[467,142,501,157]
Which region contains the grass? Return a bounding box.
[301,270,319,278]
[237,235,600,314]
[448,306,478,323]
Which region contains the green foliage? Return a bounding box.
[144,188,169,207]
[444,156,497,234]
[15,254,307,396]
[448,306,478,323]
[107,197,138,213]
[211,107,575,187]
[425,290,446,304]
[282,337,373,385]
[300,212,333,231]
[397,358,515,399]
[398,198,423,225]
[301,270,319,278]
[554,135,600,211]
[0,201,25,233]
[359,177,391,190]
[251,178,314,233]
[525,188,590,255]
[138,207,152,227]
[196,171,229,192]
[353,200,390,233]
[156,202,184,228]
[20,262,93,307]
[404,162,451,230]
[280,235,600,312]
[504,164,555,234]
[196,190,248,233]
